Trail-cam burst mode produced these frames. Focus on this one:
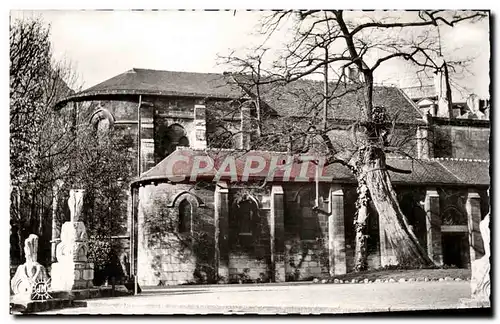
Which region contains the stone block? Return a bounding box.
[74,279,92,289]
[74,269,81,280]
[56,241,88,262]
[82,269,94,281]
[309,261,318,268]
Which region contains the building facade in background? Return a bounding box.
[55,68,490,286]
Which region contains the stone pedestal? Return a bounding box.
[51,189,94,291]
[270,185,285,282]
[328,185,346,275]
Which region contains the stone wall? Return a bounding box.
[136,182,216,286]
[433,124,490,159]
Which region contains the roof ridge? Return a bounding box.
[176,147,294,154]
[429,157,490,163]
[386,156,490,163]
[131,67,226,76]
[396,87,425,118]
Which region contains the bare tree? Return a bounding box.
[10,16,80,263]
[220,10,486,270]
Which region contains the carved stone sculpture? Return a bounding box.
[68,189,85,222]
[470,214,490,304]
[51,189,94,291]
[461,213,490,308]
[11,234,49,300]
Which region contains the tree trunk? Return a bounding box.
[353,179,369,271]
[359,146,434,267]
[17,227,24,262]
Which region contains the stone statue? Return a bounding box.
[470,214,490,305]
[51,189,94,291]
[11,234,49,300]
[68,189,85,222]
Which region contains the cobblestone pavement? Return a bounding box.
[40,281,475,314]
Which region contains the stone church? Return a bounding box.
[55,68,490,286]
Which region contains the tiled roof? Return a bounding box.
[233,75,423,124]
[56,69,422,124]
[434,159,490,186]
[132,148,490,187]
[133,148,352,186]
[55,69,246,108]
[401,85,436,100]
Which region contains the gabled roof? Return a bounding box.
[131,148,490,187]
[55,68,247,108]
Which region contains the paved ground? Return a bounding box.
[40,281,476,314]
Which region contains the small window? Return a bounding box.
[178,199,192,233]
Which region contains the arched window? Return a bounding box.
[90,108,115,135]
[165,124,189,156]
[178,199,192,234]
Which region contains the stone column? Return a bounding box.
[50,180,64,262]
[270,185,285,282]
[425,188,443,266]
[466,190,484,263]
[51,189,94,291]
[214,182,229,283]
[240,103,255,150]
[328,185,346,275]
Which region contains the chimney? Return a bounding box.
[240,102,256,150]
[434,57,453,118]
[416,124,433,159]
[193,104,207,149]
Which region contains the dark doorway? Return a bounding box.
[442,232,468,268]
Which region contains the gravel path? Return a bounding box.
[38,281,476,314]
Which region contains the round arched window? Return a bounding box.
[164,124,189,156]
[90,108,115,134]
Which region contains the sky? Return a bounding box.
[10,10,491,101]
